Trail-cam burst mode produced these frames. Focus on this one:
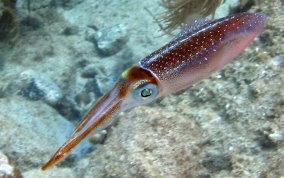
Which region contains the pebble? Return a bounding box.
[271,55,283,68]
[202,153,233,173]
[19,70,63,105]
[89,130,108,144]
[0,152,22,178]
[81,64,98,78]
[269,131,284,142]
[94,24,128,56]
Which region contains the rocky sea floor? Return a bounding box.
[0,0,283,177]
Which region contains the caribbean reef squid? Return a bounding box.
[42,12,265,170]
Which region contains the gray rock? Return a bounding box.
[269,131,284,142]
[21,16,42,31]
[0,57,4,71]
[62,26,79,36]
[65,73,96,117]
[94,24,128,56]
[94,59,120,94]
[271,55,283,68]
[82,107,203,177]
[81,64,97,78]
[23,168,76,178]
[50,0,84,8]
[0,96,91,170]
[215,0,240,18]
[16,0,84,10]
[66,47,133,118]
[202,153,233,173]
[89,130,107,144]
[19,70,63,105]
[256,135,278,150]
[94,48,133,95]
[0,152,22,178]
[16,0,51,10]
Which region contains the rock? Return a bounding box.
[16,0,52,10]
[94,59,120,94]
[0,96,92,170]
[16,0,83,10]
[94,24,128,56]
[271,55,283,68]
[21,16,42,31]
[256,135,278,150]
[0,152,22,178]
[62,26,79,36]
[81,64,97,78]
[93,49,133,95]
[0,0,18,43]
[202,153,233,173]
[0,56,4,71]
[215,0,240,18]
[255,126,279,150]
[62,44,133,120]
[196,174,211,178]
[84,79,101,97]
[89,130,107,144]
[82,107,204,177]
[19,70,63,105]
[50,0,84,8]
[269,131,284,142]
[23,168,76,178]
[62,75,97,118]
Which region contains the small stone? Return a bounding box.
[19,70,63,105]
[0,96,92,170]
[0,57,4,70]
[62,26,79,36]
[269,132,284,142]
[0,152,23,178]
[84,79,102,98]
[0,152,8,164]
[256,135,278,149]
[81,64,97,78]
[0,164,14,176]
[21,16,41,31]
[23,168,76,178]
[89,130,107,144]
[94,24,128,56]
[215,0,240,18]
[50,0,84,8]
[75,92,92,107]
[93,48,133,94]
[202,153,233,173]
[196,174,211,178]
[271,55,283,68]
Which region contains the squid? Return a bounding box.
[42,12,266,170]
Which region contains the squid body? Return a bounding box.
[42,12,266,170]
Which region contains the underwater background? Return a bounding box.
[0,0,283,177]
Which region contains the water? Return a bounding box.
[0,0,283,177]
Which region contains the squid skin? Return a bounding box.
[42,12,266,170]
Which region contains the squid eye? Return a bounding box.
[141,88,152,97]
[132,81,158,102]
